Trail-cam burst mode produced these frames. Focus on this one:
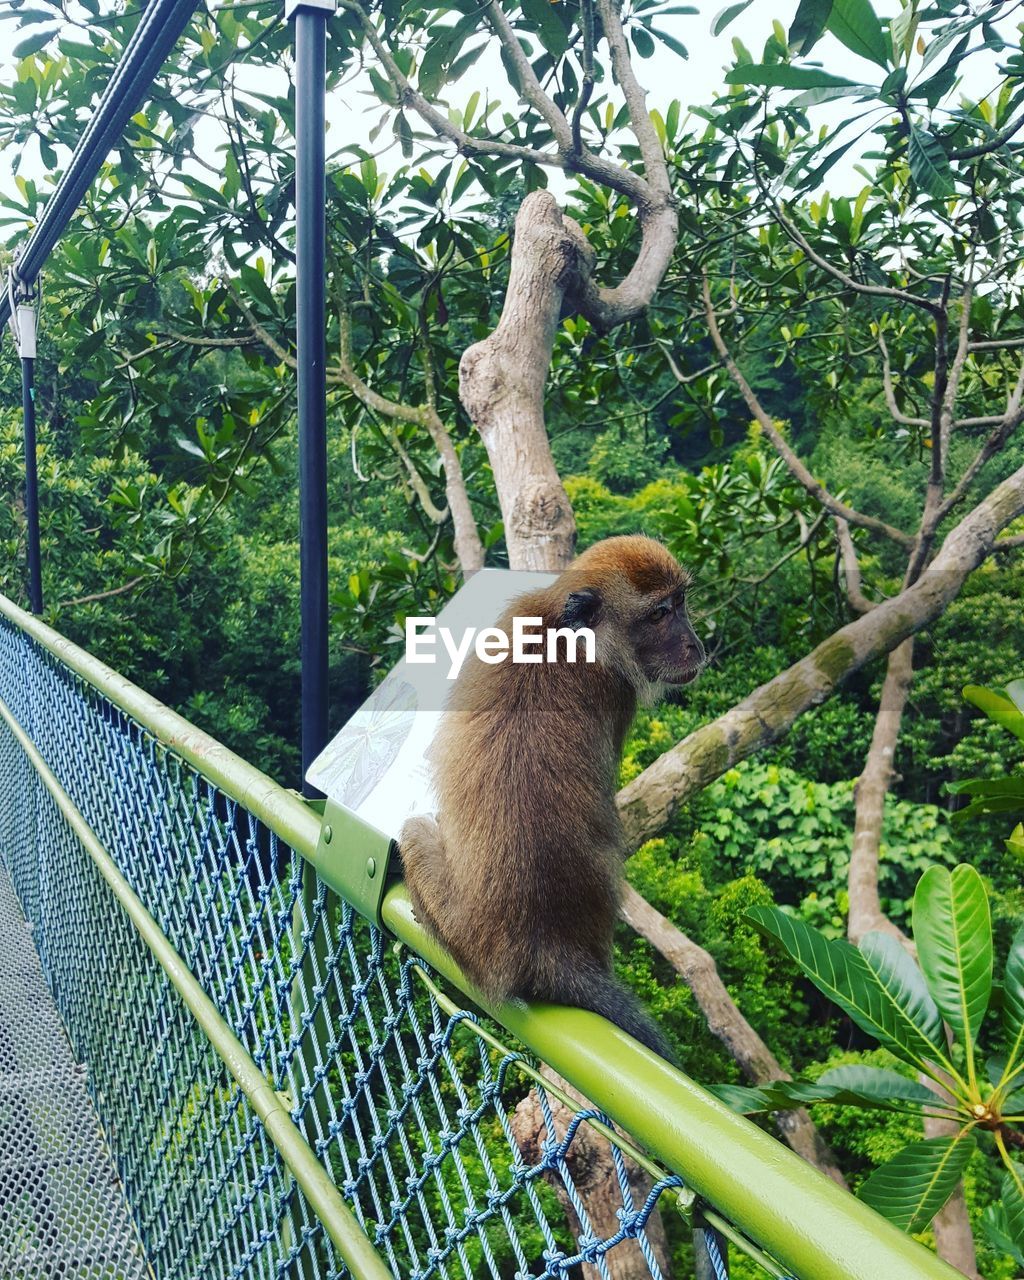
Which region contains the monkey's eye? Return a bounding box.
[649,603,672,623]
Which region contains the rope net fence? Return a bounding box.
[0,609,793,1280]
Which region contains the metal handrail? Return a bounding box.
[0,590,963,1280]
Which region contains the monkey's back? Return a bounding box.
[427,590,634,999]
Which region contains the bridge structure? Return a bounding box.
[0,4,967,1278]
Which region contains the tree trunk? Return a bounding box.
[511,1071,672,1280]
[459,191,585,572]
[844,653,980,1275]
[617,456,1024,848]
[620,884,848,1186]
[847,638,915,944]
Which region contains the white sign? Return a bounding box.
[305,569,556,837]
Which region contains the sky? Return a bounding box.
[0,1,1009,234]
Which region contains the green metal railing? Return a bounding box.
[0,589,963,1280]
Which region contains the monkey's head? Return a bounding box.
[558,535,706,704]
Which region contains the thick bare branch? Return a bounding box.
[617,457,1024,846]
[847,639,915,945]
[620,885,848,1184]
[834,519,876,615]
[936,353,1024,524]
[460,191,579,570]
[703,273,914,548]
[593,0,671,200]
[876,333,929,428]
[336,0,654,206]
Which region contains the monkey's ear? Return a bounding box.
[562,587,601,628]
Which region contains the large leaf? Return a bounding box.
[826,0,890,68]
[983,1201,1024,1269]
[1002,1167,1024,1258]
[950,776,1024,825]
[858,1135,976,1232]
[724,64,860,89]
[860,930,945,1049]
[963,683,1024,740]
[789,0,833,55]
[710,1067,937,1115]
[708,1082,773,1113]
[908,127,955,198]
[1007,679,1024,720]
[520,0,569,58]
[1005,924,1024,1071]
[711,1,753,36]
[913,865,992,1052]
[784,1064,939,1110]
[747,908,950,1071]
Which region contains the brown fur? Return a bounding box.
[400,536,705,1058]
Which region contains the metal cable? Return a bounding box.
[0,0,200,330]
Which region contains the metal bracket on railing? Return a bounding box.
[311,799,397,929]
[7,262,41,359]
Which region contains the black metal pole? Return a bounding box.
[291,0,332,795]
[21,353,44,616]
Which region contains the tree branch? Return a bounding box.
[834,518,876,615]
[58,576,146,608]
[876,333,929,428]
[483,0,573,151]
[593,0,671,200]
[617,456,1024,846]
[619,884,848,1184]
[935,352,1024,524]
[846,639,915,945]
[703,272,914,548]
[758,182,940,315]
[949,109,1024,159]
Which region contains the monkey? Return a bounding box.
[399,535,706,1060]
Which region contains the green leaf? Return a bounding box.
[983,1200,1024,1269]
[13,25,57,57]
[708,1082,772,1112]
[789,0,833,55]
[908,127,954,198]
[860,930,945,1049]
[949,778,1024,799]
[711,0,752,36]
[1000,1167,1024,1257]
[747,907,950,1071]
[788,84,875,107]
[725,64,860,89]
[963,684,1024,739]
[913,864,992,1052]
[1006,679,1024,720]
[826,0,889,67]
[815,1064,939,1108]
[418,31,455,100]
[520,0,569,58]
[238,264,278,316]
[630,24,656,58]
[780,1065,937,1110]
[1004,924,1024,1071]
[859,1135,976,1232]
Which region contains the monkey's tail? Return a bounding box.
[556,964,676,1064]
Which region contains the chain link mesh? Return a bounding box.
[0,611,807,1279]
